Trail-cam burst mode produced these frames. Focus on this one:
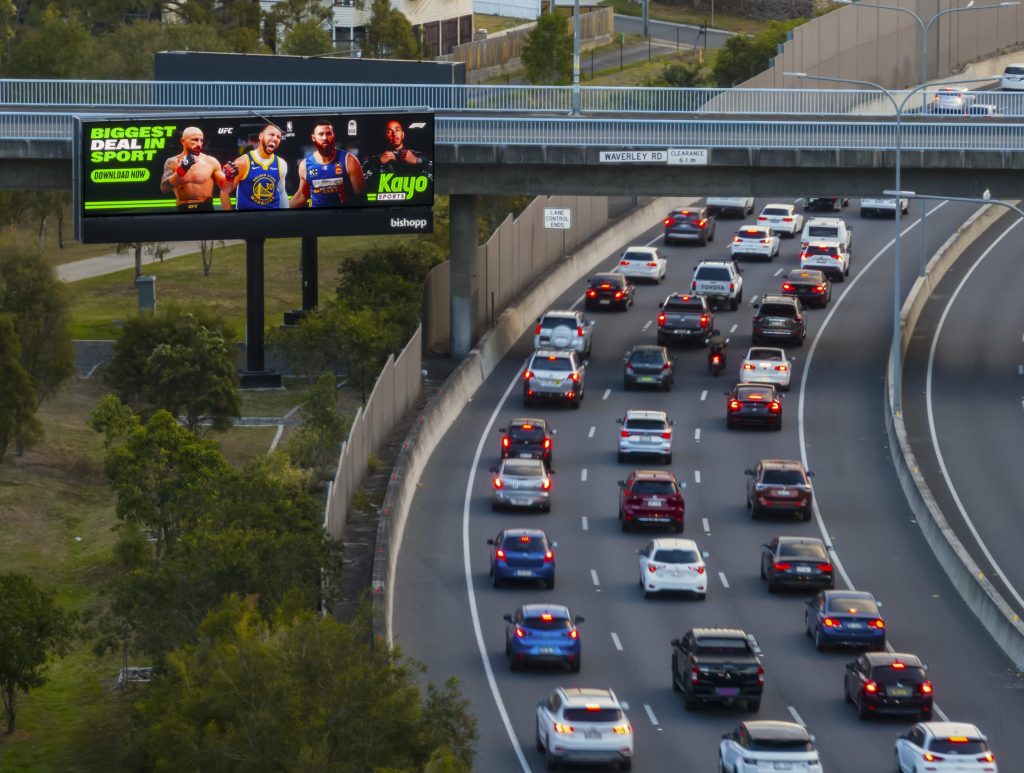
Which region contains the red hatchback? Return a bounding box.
[617,470,685,532]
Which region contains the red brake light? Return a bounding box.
[544,550,554,563]
[711,353,722,364]
[663,218,673,226]
[921,681,933,694]
[600,283,611,289]
[648,564,657,573]
[647,261,658,267]
[695,565,705,574]
[521,423,532,430]
[553,722,573,734]
[691,280,697,290]
[543,438,551,450]
[620,430,630,438]
[541,479,552,491]
[749,393,764,401]
[699,313,709,328]
[657,313,667,326]
[570,371,579,382]
[568,628,578,639]
[614,290,624,299]
[979,752,995,762]
[773,562,792,571]
[660,431,672,439]
[769,401,781,413]
[523,370,533,380]
[541,613,553,621]
[661,362,671,371]
[868,619,885,629]
[742,363,755,370]
[587,289,597,298]
[514,626,525,638]
[782,216,793,222]
[576,325,584,337]
[757,665,764,686]
[535,323,542,334]
[757,216,767,221]
[774,364,788,372]
[823,617,840,628]
[864,680,878,694]
[619,259,629,266]
[697,219,706,227]
[501,436,510,448]
[728,400,741,411]
[493,477,503,489]
[923,753,943,762]
[816,563,832,572]
[891,661,905,670]
[495,548,506,559]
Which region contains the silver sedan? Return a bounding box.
[490,458,552,512]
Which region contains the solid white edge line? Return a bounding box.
[461,362,532,772]
[797,201,956,720]
[591,569,600,586]
[787,705,806,726]
[643,704,659,726]
[611,632,623,651]
[718,571,729,588]
[926,217,1024,612]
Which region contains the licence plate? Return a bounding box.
[511,497,531,506]
[541,379,560,387]
[889,687,913,697]
[515,570,534,577]
[584,729,602,739]
[795,566,812,574]
[647,498,664,507]
[538,647,556,654]
[715,687,741,697]
[772,765,792,771]
[643,436,658,443]
[599,299,610,305]
[846,621,865,629]
[638,376,655,383]
[751,407,760,412]
[518,453,533,459]
[776,489,794,497]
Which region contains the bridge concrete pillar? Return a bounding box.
[450,193,478,357]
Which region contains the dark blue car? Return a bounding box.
[503,603,583,672]
[487,529,556,589]
[805,590,886,651]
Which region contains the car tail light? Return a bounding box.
[775,364,789,372]
[660,431,672,439]
[728,281,735,292]
[620,430,630,438]
[761,239,771,245]
[553,722,573,734]
[501,436,510,448]
[619,259,629,266]
[864,680,878,694]
[782,282,794,291]
[823,617,840,628]
[868,619,885,629]
[782,217,793,222]
[514,626,525,638]
[749,394,763,401]
[697,219,707,227]
[691,666,700,684]
[921,681,933,695]
[647,261,658,267]
[566,391,576,400]
[891,662,905,669]
[695,565,705,574]
[541,479,552,491]
[569,371,579,383]
[657,313,667,326]
[568,628,578,639]
[587,289,597,298]
[544,550,554,563]
[728,400,741,411]
[648,564,658,573]
[600,283,611,289]
[732,236,741,243]
[711,353,722,364]
[923,753,944,762]
[576,325,584,337]
[612,724,632,735]
[523,370,533,380]
[663,218,673,227]
[814,285,825,293]
[699,313,710,328]
[757,665,765,686]
[816,563,832,572]
[742,363,755,370]
[769,401,781,413]
[495,548,506,560]
[691,280,697,291]
[794,316,802,323]
[773,562,792,571]
[978,752,995,763]
[493,477,503,489]
[614,290,624,299]
[535,323,542,334]
[661,362,671,371]
[543,438,552,450]
[757,216,767,221]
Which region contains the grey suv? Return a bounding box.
[523,349,587,408]
[752,295,806,346]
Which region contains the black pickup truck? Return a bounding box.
[671,627,764,711]
[656,293,713,347]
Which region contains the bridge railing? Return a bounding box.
[3,78,1024,117]
[6,111,1024,152]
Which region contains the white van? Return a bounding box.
[800,217,852,251]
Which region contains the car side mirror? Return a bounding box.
[789,355,797,362]
[582,360,589,367]
[744,469,754,476]
[751,301,760,308]
[658,301,665,308]
[489,466,498,473]
[587,319,595,326]
[670,638,681,648]
[487,539,495,545]
[574,615,585,624]
[761,543,770,550]
[722,733,730,740]
[701,550,710,559]
[747,635,763,657]
[550,429,558,435]
[502,614,513,622]
[616,418,624,425]
[623,357,629,363]
[807,471,814,477]
[551,541,558,548]
[617,480,625,487]
[496,427,505,433]
[845,662,855,670]
[669,420,675,426]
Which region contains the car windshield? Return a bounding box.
[630,349,666,364]
[632,480,676,495]
[625,418,668,431]
[806,226,839,238]
[696,267,731,281]
[762,208,789,216]
[533,357,572,372]
[502,535,546,551]
[523,615,572,630]
[1005,66,1024,75]
[873,665,926,684]
[509,426,545,441]
[652,548,699,564]
[827,597,878,615]
[748,737,813,752]
[563,708,623,723]
[748,349,784,361]
[762,470,805,485]
[694,638,751,654]
[777,543,826,560]
[759,303,797,318]
[539,315,574,330]
[928,739,988,755]
[623,251,653,261]
[502,460,543,477]
[664,298,703,311]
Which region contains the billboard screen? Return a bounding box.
[74,109,434,242]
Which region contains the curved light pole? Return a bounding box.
[837,0,1019,276]
[782,72,996,415]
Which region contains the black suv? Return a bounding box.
[671,628,764,711]
[844,652,933,720]
[663,205,716,246]
[752,294,806,346]
[623,345,674,391]
[585,273,634,311]
[657,293,713,346]
[499,418,554,467]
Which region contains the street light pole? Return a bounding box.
[571,0,581,115]
[837,0,1019,276]
[782,72,996,416]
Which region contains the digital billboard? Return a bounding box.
[74,109,434,242]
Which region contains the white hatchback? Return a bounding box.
[617,245,666,283]
[730,225,781,260]
[638,538,707,599]
[617,409,673,464]
[740,347,793,390]
[1001,63,1024,90]
[895,721,997,772]
[720,721,822,773]
[757,203,804,237]
[536,687,633,770]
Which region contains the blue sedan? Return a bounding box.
[805,590,886,651]
[503,603,583,672]
[487,528,556,589]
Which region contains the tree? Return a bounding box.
[0,314,40,465]
[362,0,421,60]
[0,244,75,410]
[711,20,802,87]
[658,61,707,88]
[4,5,96,78]
[143,314,241,433]
[196,238,222,275]
[130,596,476,772]
[522,12,572,85]
[0,572,73,734]
[287,373,350,480]
[267,0,332,55]
[0,0,16,68]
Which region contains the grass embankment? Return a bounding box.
[599,0,771,33]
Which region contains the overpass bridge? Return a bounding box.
[4,78,1023,355]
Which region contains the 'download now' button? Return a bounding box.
[90,168,150,183]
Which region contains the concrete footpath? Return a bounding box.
[57,240,242,283]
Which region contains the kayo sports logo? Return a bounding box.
[367,173,429,201]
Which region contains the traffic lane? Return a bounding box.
[903,209,1024,618]
[802,201,1024,760]
[613,14,733,49]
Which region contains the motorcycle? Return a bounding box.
[707,329,726,376]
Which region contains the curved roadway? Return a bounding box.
[394,199,1024,771]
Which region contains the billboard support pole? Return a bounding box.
[301,235,318,311]
[450,194,478,357]
[241,237,281,388]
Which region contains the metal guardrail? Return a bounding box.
[2,78,1024,117]
[10,111,1024,152]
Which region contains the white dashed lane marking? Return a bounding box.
[750,295,759,305]
[581,516,589,531]
[588,425,596,438]
[702,517,710,534]
[611,632,623,651]
[718,572,730,589]
[773,268,784,277]
[643,320,652,332]
[694,470,701,484]
[644,704,660,726]
[700,390,707,401]
[602,388,611,400]
[591,569,600,586]
[581,468,588,482]
[729,324,738,334]
[694,428,701,442]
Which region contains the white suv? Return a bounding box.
[535,687,633,771]
[1001,63,1024,90]
[691,260,744,310]
[617,409,673,464]
[524,350,587,408]
[800,241,850,282]
[800,217,852,251]
[533,310,594,355]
